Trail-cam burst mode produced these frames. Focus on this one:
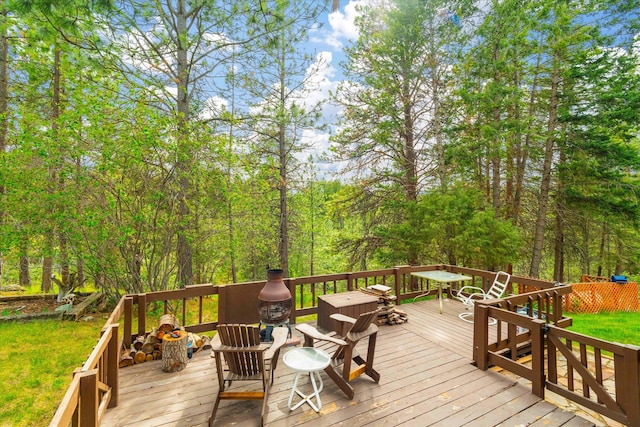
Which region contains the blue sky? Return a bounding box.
[292,0,365,177]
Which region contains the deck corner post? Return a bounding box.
[107,323,119,408]
[347,272,353,291]
[621,345,640,426]
[123,296,133,349]
[78,369,98,427]
[530,319,546,398]
[474,303,489,370]
[217,285,227,324]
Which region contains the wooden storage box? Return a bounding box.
[317,291,378,333]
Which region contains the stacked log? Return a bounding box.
[360,284,409,325]
[359,284,397,304]
[119,347,134,368]
[376,305,409,325]
[118,313,211,368]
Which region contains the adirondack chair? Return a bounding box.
[209,324,287,427]
[295,309,380,400]
[455,271,511,324]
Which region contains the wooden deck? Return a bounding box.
[102,298,596,427]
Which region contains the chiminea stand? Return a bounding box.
[259,321,292,342]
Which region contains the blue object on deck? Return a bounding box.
[611,275,628,283]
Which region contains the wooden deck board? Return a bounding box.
[102,298,595,427]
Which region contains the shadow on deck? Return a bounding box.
[102,298,597,427]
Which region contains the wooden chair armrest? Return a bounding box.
[210,333,269,353]
[264,327,288,360]
[347,324,378,342]
[329,313,356,324]
[295,323,347,346]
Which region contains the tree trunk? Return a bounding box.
[615,237,624,275]
[597,222,606,277]
[581,220,590,275]
[512,44,542,226]
[402,69,418,266]
[0,6,7,288]
[553,130,567,283]
[553,206,564,283]
[175,0,193,286]
[42,250,53,293]
[76,257,84,287]
[19,235,30,287]
[277,29,290,277]
[530,57,560,278]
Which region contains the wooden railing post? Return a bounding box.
[474,302,489,370]
[619,345,640,426]
[287,278,297,323]
[123,297,133,349]
[78,369,98,427]
[530,319,546,398]
[107,323,119,408]
[347,272,353,291]
[137,293,147,337]
[394,267,402,305]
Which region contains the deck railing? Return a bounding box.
[48,297,124,427]
[49,265,638,426]
[474,287,640,426]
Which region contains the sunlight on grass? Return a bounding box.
[0,317,108,427]
[568,311,640,346]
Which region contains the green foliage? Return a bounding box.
[375,186,520,270]
[1,0,640,300]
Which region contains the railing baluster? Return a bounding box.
[595,348,603,404]
[580,343,589,398]
[548,332,558,384]
[567,338,574,392]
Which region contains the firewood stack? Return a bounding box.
[360,284,409,325]
[376,305,409,325]
[119,313,211,368]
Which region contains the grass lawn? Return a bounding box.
[568,311,640,346]
[0,317,108,427]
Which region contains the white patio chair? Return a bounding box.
[455,271,511,324]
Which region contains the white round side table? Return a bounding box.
[283,347,331,412]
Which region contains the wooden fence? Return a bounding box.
[474,287,640,426]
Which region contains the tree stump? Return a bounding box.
[161,330,188,373]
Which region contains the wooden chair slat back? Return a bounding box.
[350,310,379,333]
[218,324,262,376]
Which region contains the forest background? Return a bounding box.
[0,0,639,304]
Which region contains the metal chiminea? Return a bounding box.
[257,269,292,341]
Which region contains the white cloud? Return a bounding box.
[197,96,229,122]
[300,52,337,109]
[325,0,365,49]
